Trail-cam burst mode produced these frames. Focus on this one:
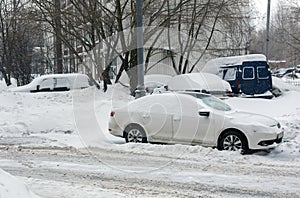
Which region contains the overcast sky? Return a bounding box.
[252,0,278,29]
[254,0,271,14]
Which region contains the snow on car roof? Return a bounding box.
[125,92,199,116]
[202,54,267,75]
[144,74,172,85]
[38,73,88,79]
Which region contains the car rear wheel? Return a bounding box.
[124,124,147,143]
[218,130,248,153]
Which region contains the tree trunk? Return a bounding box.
[129,49,138,96]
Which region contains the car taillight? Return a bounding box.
[237,81,241,93]
[110,111,115,117]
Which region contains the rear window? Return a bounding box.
[257,66,269,79]
[242,67,255,80]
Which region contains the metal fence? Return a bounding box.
[284,80,300,86]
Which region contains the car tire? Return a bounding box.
[124,124,147,143]
[218,130,249,153]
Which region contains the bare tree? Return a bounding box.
[32,0,252,94]
[251,0,300,66]
[138,0,251,75]
[0,0,43,85]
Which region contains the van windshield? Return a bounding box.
[223,68,237,81]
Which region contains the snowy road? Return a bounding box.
[0,146,299,198]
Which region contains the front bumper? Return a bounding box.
[248,130,284,150]
[258,131,284,146]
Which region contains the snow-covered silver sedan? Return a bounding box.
[109,93,283,153]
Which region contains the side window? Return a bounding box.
[54,78,70,88]
[257,66,269,79]
[242,67,255,80]
[53,78,71,91]
[39,78,54,90]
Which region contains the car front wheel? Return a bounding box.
[124,124,147,143]
[218,131,248,153]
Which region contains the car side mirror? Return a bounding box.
[36,85,40,91]
[199,110,210,117]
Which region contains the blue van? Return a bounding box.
[220,61,272,95]
[202,54,272,96]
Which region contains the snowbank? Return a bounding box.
[0,85,130,148]
[0,168,40,198]
[0,79,7,92]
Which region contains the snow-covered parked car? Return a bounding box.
[109,92,283,153]
[144,74,171,94]
[167,73,232,96]
[9,73,97,92]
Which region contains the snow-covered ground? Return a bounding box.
[0,84,299,197]
[0,168,40,198]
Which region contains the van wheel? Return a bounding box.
[218,130,248,153]
[124,124,147,143]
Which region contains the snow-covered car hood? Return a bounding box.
[226,111,279,127]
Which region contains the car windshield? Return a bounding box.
[193,93,232,111]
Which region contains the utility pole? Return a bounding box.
[265,0,271,62]
[135,0,146,98]
[54,0,63,73]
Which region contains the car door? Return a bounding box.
[134,96,174,143]
[142,109,173,143]
[171,97,214,145]
[241,65,256,95]
[241,61,271,95]
[256,64,272,94]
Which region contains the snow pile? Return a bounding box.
[0,79,7,92]
[0,91,80,147]
[0,85,131,148]
[0,168,40,198]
